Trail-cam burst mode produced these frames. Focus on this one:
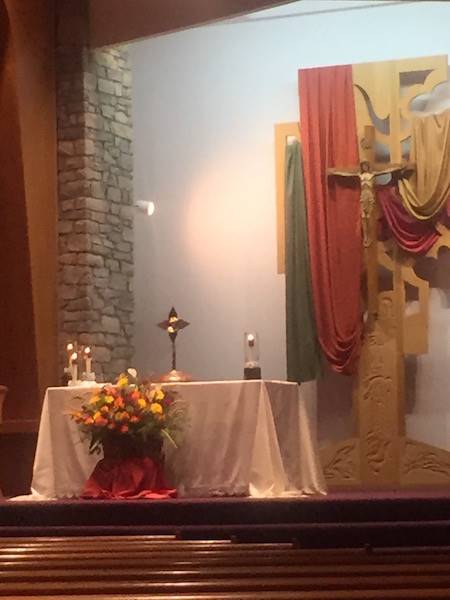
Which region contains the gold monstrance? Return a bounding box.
[157,307,192,382]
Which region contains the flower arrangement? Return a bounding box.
[71,371,184,456]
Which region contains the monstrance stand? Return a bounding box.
[157,307,192,382]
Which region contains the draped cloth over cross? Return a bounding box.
[298,65,362,375]
[398,109,450,220]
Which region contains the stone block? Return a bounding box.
[109,359,128,376]
[59,253,78,265]
[62,265,89,285]
[85,197,109,213]
[58,221,73,234]
[118,154,132,171]
[106,258,120,272]
[58,141,75,156]
[112,346,130,359]
[118,176,132,190]
[98,78,116,95]
[60,285,82,300]
[101,105,115,119]
[66,297,92,311]
[111,122,132,140]
[122,227,133,243]
[114,111,129,124]
[101,315,120,334]
[79,253,104,268]
[107,187,121,203]
[91,181,106,199]
[66,233,91,252]
[111,273,127,291]
[74,220,99,234]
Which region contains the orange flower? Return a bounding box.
[100,406,109,414]
[114,397,125,409]
[121,424,129,433]
[85,417,94,425]
[131,390,140,401]
[130,415,139,423]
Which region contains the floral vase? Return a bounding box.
[101,434,163,461]
[82,434,176,500]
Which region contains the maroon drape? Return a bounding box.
[299,66,362,374]
[377,185,440,254]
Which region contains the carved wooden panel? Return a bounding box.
[352,55,448,163]
[355,312,400,485]
[401,438,450,485]
[320,439,360,486]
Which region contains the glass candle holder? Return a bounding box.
[243,332,262,380]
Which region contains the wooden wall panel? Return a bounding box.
[0,0,57,423]
[6,0,58,409]
[89,0,295,47]
[0,1,39,422]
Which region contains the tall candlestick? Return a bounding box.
[66,342,74,369]
[70,351,78,383]
[84,347,92,375]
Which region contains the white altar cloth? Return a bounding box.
[30,380,326,499]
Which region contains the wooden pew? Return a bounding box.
[2,536,450,599]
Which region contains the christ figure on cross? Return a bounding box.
[328,160,410,247]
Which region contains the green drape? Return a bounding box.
[285,141,321,383]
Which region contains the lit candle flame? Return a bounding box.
[70,352,78,362]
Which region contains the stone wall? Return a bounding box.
[57,43,134,382]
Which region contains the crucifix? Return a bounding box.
[327,128,412,323]
[157,307,192,382]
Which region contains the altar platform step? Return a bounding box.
[2,490,450,547]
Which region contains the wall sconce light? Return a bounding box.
[135,200,155,216]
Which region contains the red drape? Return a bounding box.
[377,185,440,254]
[299,65,362,375]
[82,457,177,500]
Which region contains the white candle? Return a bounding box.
[84,347,92,374]
[247,334,255,347]
[66,343,74,369]
[70,352,78,382]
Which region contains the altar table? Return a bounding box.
[30,380,326,499]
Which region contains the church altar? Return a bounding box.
[29,380,326,499]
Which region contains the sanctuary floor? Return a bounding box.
[2,490,450,548]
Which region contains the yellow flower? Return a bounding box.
[105,395,114,405]
[137,398,147,409]
[117,376,128,388]
[149,387,165,401]
[150,402,163,415]
[89,396,100,405]
[93,411,101,421]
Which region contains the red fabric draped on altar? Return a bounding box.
[82,457,177,500]
[377,185,440,254]
[299,65,362,375]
